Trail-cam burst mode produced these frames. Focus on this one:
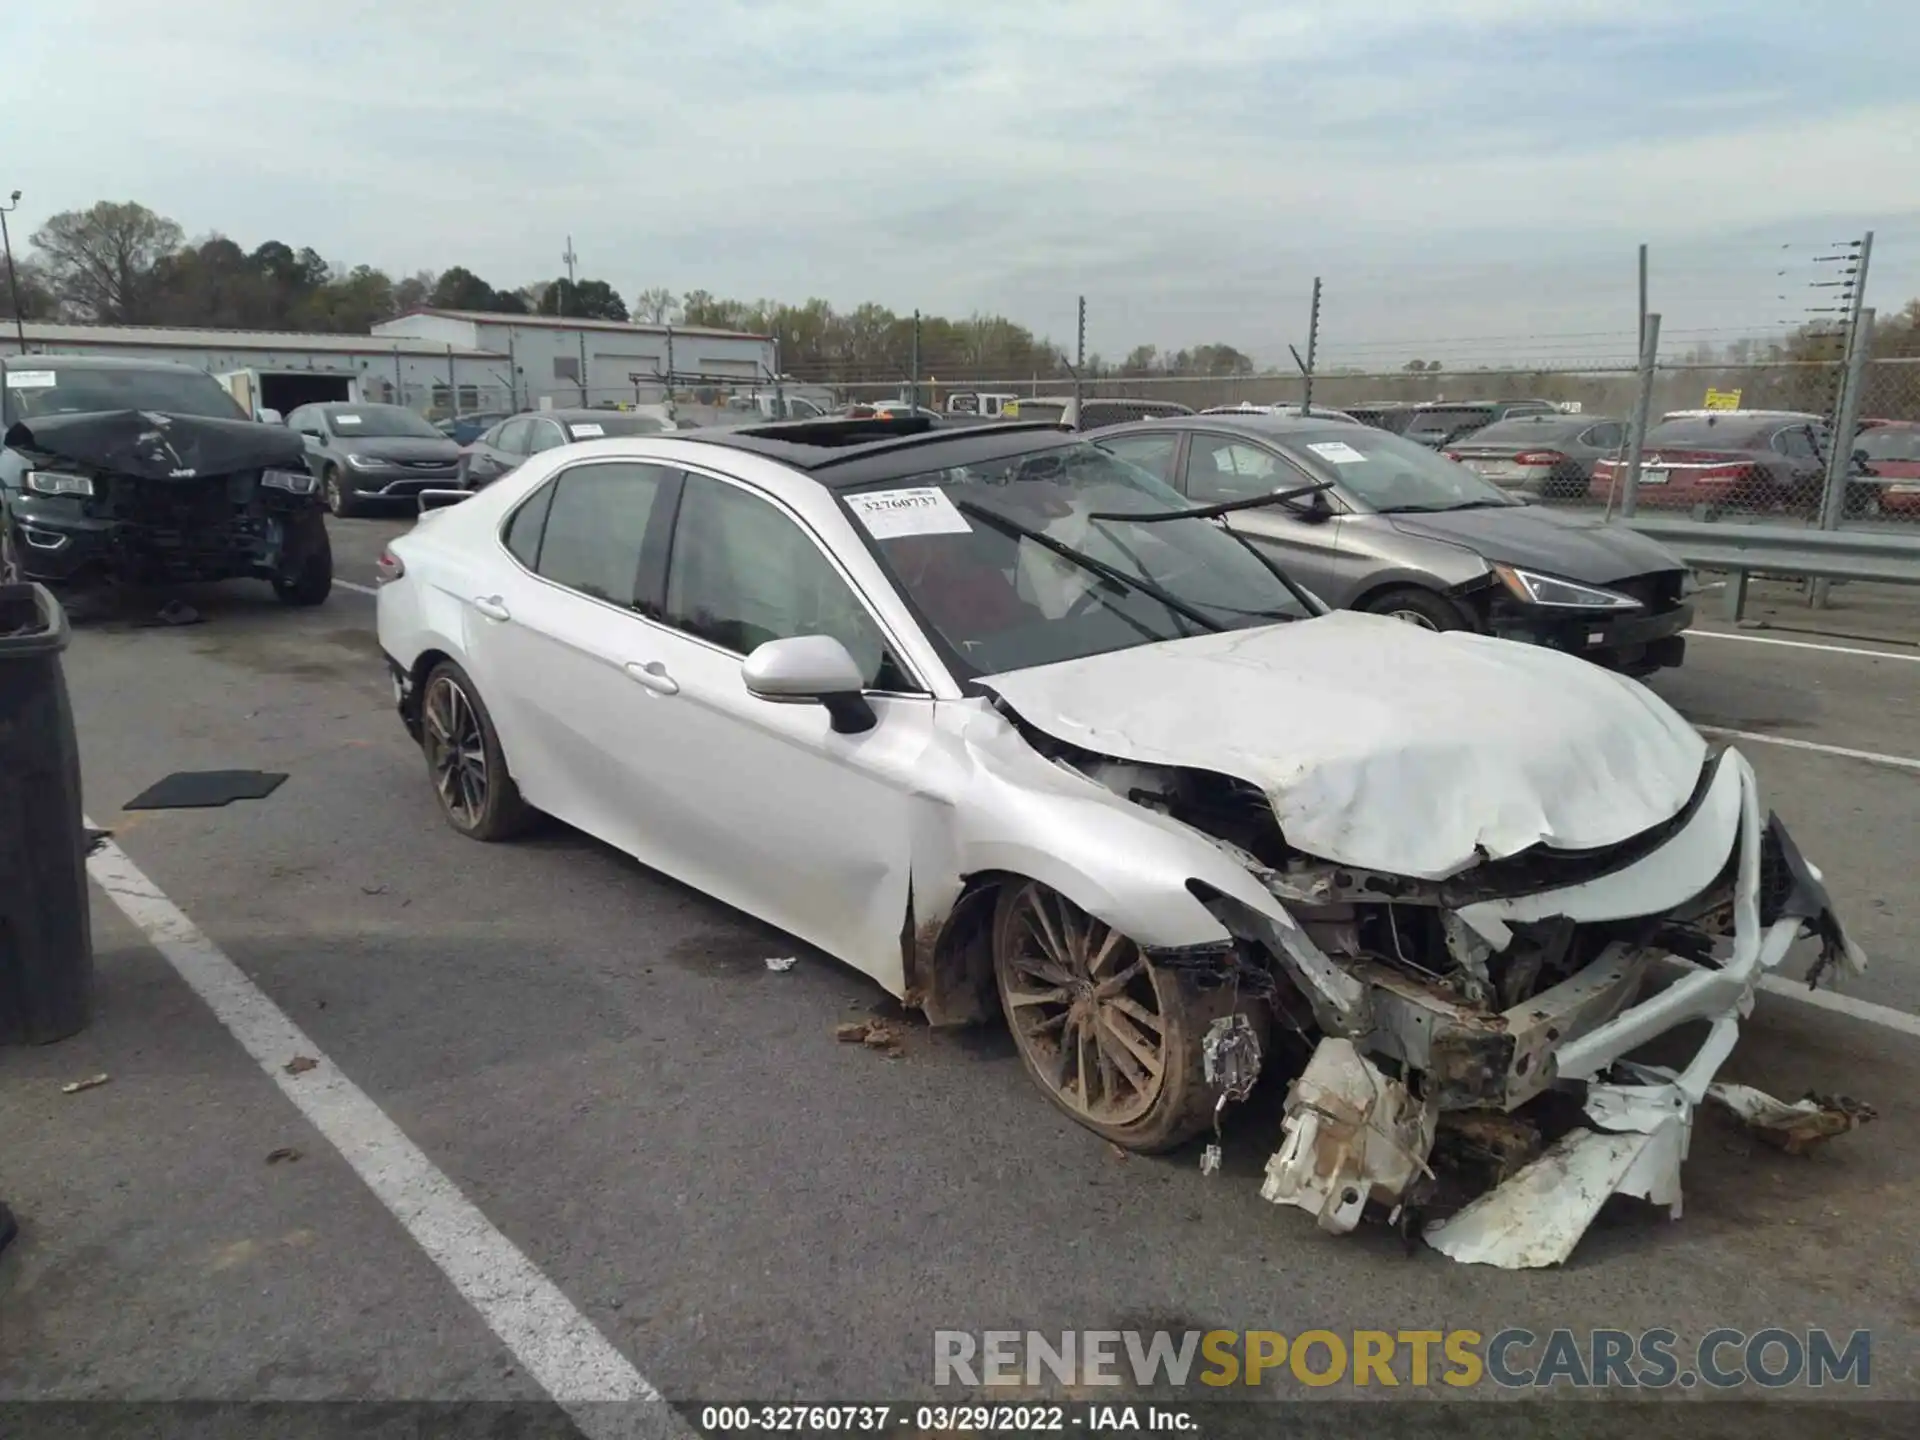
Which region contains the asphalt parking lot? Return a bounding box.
[3,513,1917,1433]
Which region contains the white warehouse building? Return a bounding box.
[372,309,777,410]
[2,310,776,419]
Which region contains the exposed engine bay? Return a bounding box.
[1017,719,1872,1269]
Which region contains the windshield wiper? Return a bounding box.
[1084,479,1334,524]
[950,499,1224,634]
[1376,498,1515,514]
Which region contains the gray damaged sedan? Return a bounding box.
[1095,413,1694,675]
[376,417,1867,1268]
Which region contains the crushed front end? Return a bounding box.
[3,409,325,589]
[1084,744,1869,1268]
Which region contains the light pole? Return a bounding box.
[0,191,27,353]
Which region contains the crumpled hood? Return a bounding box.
[1384,504,1685,585]
[3,410,305,480]
[980,610,1708,880]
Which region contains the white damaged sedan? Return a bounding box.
[375,416,1868,1268]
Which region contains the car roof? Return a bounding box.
[1104,412,1356,438]
[675,415,1079,488]
[0,354,208,375]
[319,400,413,411]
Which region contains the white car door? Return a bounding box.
[466,458,681,864]
[609,469,936,989]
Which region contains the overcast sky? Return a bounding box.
[9,0,1918,366]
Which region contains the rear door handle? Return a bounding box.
[624,660,679,695]
[473,595,511,622]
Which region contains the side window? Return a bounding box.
[497,418,533,454]
[528,420,566,454]
[1097,433,1179,484]
[530,462,673,607]
[1180,436,1285,503]
[663,475,911,691]
[1584,422,1624,449]
[503,479,557,568]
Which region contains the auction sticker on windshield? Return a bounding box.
[3,370,57,389]
[334,413,363,425]
[1307,440,1366,465]
[569,422,605,438]
[847,486,973,538]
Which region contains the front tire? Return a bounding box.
[324,465,363,518]
[1360,585,1469,632]
[992,880,1260,1153]
[420,660,535,841]
[272,513,333,606]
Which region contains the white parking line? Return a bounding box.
[1759,975,1920,1039]
[85,830,687,1439]
[1702,726,1920,772]
[335,578,379,597]
[1688,629,1920,663]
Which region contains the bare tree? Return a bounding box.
[633,286,679,324]
[30,201,184,322]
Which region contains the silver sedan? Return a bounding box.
[374,418,1864,1267]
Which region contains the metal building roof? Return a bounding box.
[380,308,771,343]
[5,321,503,358]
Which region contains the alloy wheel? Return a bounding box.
[423,674,489,827]
[1000,883,1169,1125]
[1386,608,1440,630]
[325,471,345,515]
[0,525,19,585]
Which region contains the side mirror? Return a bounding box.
[258,407,284,426]
[299,428,323,442]
[742,635,876,734]
[1288,489,1334,524]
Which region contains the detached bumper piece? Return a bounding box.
[1255,749,1871,1268]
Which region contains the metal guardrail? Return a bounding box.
[1622,518,1920,621]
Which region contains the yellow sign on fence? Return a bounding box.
[1703,388,1742,410]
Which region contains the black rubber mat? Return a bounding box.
[123,770,288,810]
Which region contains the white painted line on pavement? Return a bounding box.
[336,578,379,596]
[1701,726,1920,772]
[1687,629,1920,663]
[85,830,686,1439]
[1760,975,1920,1038]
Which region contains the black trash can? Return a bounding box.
[0,581,92,1045]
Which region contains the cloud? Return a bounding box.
[8,0,1915,364]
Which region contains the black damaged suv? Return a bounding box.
[1,355,332,604]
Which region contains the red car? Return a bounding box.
[1855,420,1920,517]
[1592,412,1829,516]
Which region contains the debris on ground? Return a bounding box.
[84,828,112,856]
[1707,1083,1877,1156]
[124,770,289,811]
[1199,1144,1223,1177]
[360,884,390,896]
[61,1074,111,1095]
[132,598,203,629]
[764,956,797,973]
[834,1018,904,1057]
[1106,1142,1129,1162]
[283,1056,319,1076]
[266,1147,302,1164]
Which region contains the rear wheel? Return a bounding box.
[323,465,363,518]
[420,660,535,841]
[992,880,1260,1153]
[272,512,333,606]
[1361,585,1469,632]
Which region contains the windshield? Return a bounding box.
[842,440,1313,678]
[1272,426,1519,512]
[3,365,249,424]
[1467,417,1587,444]
[1644,418,1771,449]
[324,406,445,439]
[1401,406,1493,441]
[561,415,665,439]
[1859,426,1920,463]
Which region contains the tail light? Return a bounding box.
[375,547,405,583]
[1690,464,1748,486]
[1442,450,1464,461]
[1511,450,1567,466]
